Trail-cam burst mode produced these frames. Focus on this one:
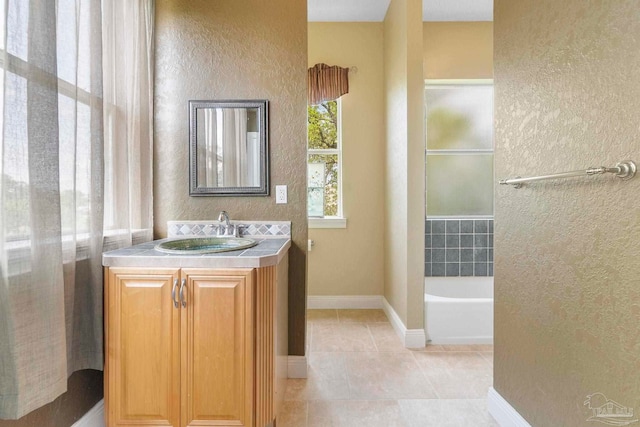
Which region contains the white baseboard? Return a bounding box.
[487,387,532,427]
[71,399,104,427]
[307,295,383,309]
[288,356,308,379]
[382,298,426,348]
[306,295,425,348]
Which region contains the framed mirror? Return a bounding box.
[189,99,269,196]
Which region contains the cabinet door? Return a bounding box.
[106,268,181,427]
[181,269,254,427]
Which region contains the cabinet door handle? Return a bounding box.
[179,278,187,308]
[172,279,179,308]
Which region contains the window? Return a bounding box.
[0,1,154,255]
[0,0,102,243]
[307,100,344,224]
[0,2,154,419]
[425,81,494,217]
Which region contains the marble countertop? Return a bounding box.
[102,237,290,268]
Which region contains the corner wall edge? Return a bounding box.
[487,387,532,427]
[382,297,426,348]
[71,399,105,427]
[288,355,308,379]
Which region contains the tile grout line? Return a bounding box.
[366,323,380,352]
[409,350,443,400]
[477,350,494,368]
[341,351,355,403]
[304,400,309,427]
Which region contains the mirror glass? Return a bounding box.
[189,100,269,196]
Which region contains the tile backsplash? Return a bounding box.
[168,220,291,238]
[425,219,494,277]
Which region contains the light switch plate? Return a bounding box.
[275,185,287,204]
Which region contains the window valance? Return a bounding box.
[307,63,350,105]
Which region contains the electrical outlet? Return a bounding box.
[275,185,287,204]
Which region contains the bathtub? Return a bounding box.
[425,276,493,344]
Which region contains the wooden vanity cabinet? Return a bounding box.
[105,266,279,427]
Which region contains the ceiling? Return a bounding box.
[307,0,493,22]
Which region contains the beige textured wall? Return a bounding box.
[423,22,493,79]
[154,0,308,355]
[307,23,385,297]
[494,0,640,425]
[383,0,424,329]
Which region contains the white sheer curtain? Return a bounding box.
[198,108,218,187]
[0,0,154,419]
[221,108,248,187]
[102,0,154,246]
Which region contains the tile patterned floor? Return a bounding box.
[279,309,498,427]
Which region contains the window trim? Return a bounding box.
[426,79,494,86]
[5,228,152,278]
[0,47,153,265]
[307,99,345,225]
[309,217,347,229]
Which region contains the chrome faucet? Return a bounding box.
[217,211,235,237]
[218,210,230,227]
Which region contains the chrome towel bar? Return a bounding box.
[499,160,636,188]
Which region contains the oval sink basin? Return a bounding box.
[155,237,258,254]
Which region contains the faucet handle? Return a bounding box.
[215,223,238,237]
